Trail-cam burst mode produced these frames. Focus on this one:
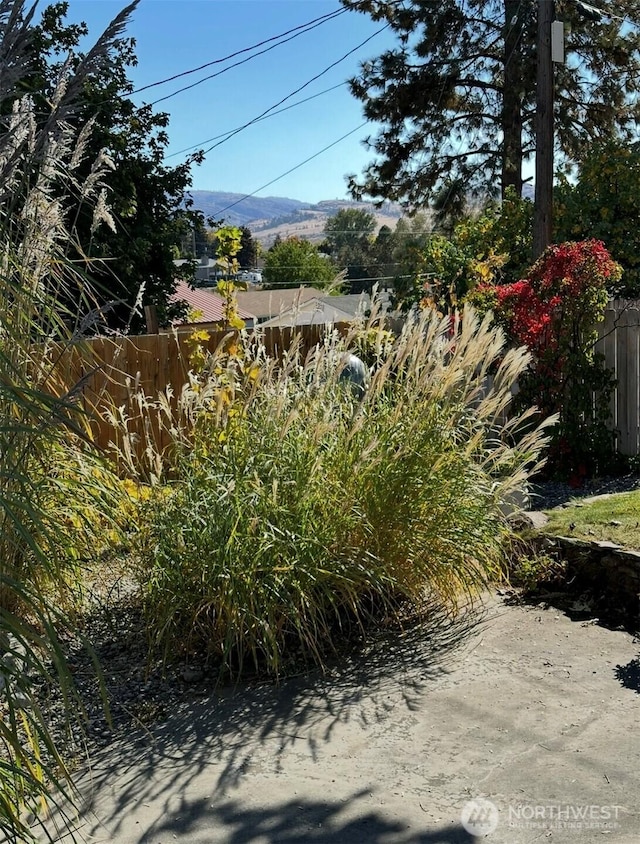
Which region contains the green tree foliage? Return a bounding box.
[263,236,335,289]
[431,177,470,234]
[323,208,376,251]
[341,0,640,208]
[458,189,534,285]
[237,225,260,269]
[30,2,202,333]
[555,140,640,297]
[322,208,376,292]
[369,224,397,281]
[390,192,532,311]
[389,213,432,304]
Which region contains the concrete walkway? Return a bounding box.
[52,596,640,843]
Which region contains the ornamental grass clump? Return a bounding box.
[133,306,552,677]
[0,2,136,839]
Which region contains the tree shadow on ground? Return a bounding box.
[134,793,477,844]
[64,600,487,843]
[614,657,640,693]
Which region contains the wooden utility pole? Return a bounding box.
[144,304,159,335]
[533,0,554,259]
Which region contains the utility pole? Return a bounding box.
[533,0,555,259]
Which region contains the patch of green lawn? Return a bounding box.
[543,490,640,550]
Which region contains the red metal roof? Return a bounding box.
[172,280,255,325]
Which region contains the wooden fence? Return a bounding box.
[58,323,350,463]
[56,302,640,467]
[597,300,640,456]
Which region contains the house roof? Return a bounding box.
[317,294,370,317]
[260,298,358,328]
[235,287,321,320]
[171,280,255,325]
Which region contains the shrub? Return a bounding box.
[132,307,552,677]
[507,546,566,592]
[467,240,621,480]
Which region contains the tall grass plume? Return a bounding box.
[128,305,553,677]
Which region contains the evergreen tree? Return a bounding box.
[237,225,259,269]
[342,0,640,209]
[323,208,376,292]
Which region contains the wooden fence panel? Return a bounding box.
[597,301,640,456]
[58,310,640,463]
[50,324,352,463]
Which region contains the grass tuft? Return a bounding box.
[129,306,553,677]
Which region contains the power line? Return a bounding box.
[133,7,347,97]
[146,10,351,108]
[221,274,425,286]
[166,83,348,160]
[212,123,369,219]
[575,1,638,24]
[196,25,389,160]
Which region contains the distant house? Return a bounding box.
[174,256,220,287]
[235,287,335,325]
[259,293,372,328]
[175,258,263,288]
[170,283,383,332]
[170,280,256,331]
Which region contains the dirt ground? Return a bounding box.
[47,594,640,843]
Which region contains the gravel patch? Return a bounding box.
[33,582,216,760]
[528,473,640,511]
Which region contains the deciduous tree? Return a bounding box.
[263,237,335,289]
[30,1,202,333]
[555,139,640,297]
[322,208,377,292]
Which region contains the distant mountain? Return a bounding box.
[187,191,311,227]
[251,201,404,248]
[186,191,405,247]
[187,189,535,231]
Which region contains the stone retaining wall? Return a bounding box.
[534,534,640,628]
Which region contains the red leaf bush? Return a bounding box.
[468,240,622,481]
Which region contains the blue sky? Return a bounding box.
[64,0,396,203]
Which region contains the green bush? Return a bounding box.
[399,188,534,312]
[133,308,552,676]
